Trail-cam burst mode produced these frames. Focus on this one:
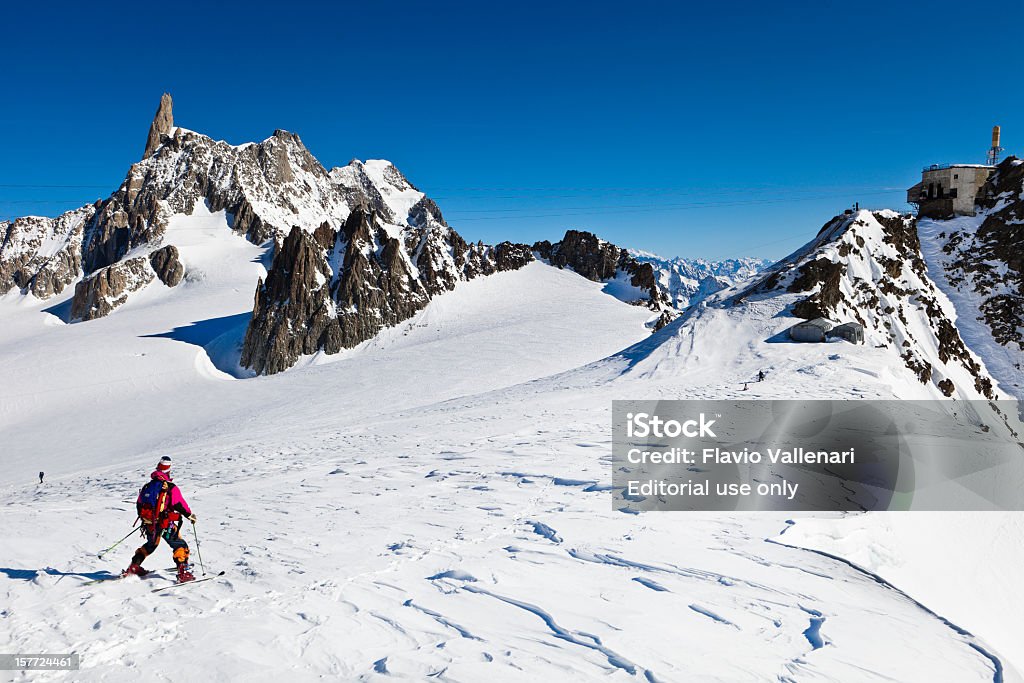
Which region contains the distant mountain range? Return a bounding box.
[629,252,771,309]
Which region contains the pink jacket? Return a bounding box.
[149,470,192,523]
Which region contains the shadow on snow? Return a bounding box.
[142,312,254,378]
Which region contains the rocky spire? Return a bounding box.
[142,93,174,159]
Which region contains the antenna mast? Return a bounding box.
[987,125,1003,166]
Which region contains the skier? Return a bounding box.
[758,370,765,382]
[123,456,197,583]
[38,471,44,484]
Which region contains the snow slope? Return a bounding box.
[1,229,1017,680]
[0,242,653,481]
[779,512,1024,677]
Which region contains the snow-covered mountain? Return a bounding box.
[0,95,414,313]
[0,95,688,376]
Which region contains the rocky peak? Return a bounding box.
[143,93,174,159]
[1,96,391,312]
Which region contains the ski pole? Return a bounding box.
[191,520,206,576]
[98,524,141,559]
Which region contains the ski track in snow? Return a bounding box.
[0,395,1009,680]
[0,232,1016,681]
[1,425,1007,681]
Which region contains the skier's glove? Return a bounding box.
[188,514,197,523]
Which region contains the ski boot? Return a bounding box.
[176,563,195,583]
[122,563,149,578]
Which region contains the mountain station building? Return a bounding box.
[907,126,1005,219]
[906,164,993,219]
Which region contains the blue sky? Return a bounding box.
[2,1,1019,259]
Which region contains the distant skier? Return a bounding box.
[123,456,197,583]
[757,370,765,382]
[38,471,44,484]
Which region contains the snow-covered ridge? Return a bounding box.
[533,230,680,329]
[731,209,1000,400]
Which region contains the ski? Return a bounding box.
[80,568,171,587]
[151,570,225,593]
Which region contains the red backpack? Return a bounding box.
[137,479,173,527]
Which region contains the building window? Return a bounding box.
[954,174,959,179]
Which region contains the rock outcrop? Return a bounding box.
[240,225,338,375]
[149,245,184,287]
[143,93,174,159]
[534,230,622,281]
[70,257,155,322]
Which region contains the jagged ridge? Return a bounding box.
[242,225,694,375]
[533,230,678,330]
[0,95,450,320]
